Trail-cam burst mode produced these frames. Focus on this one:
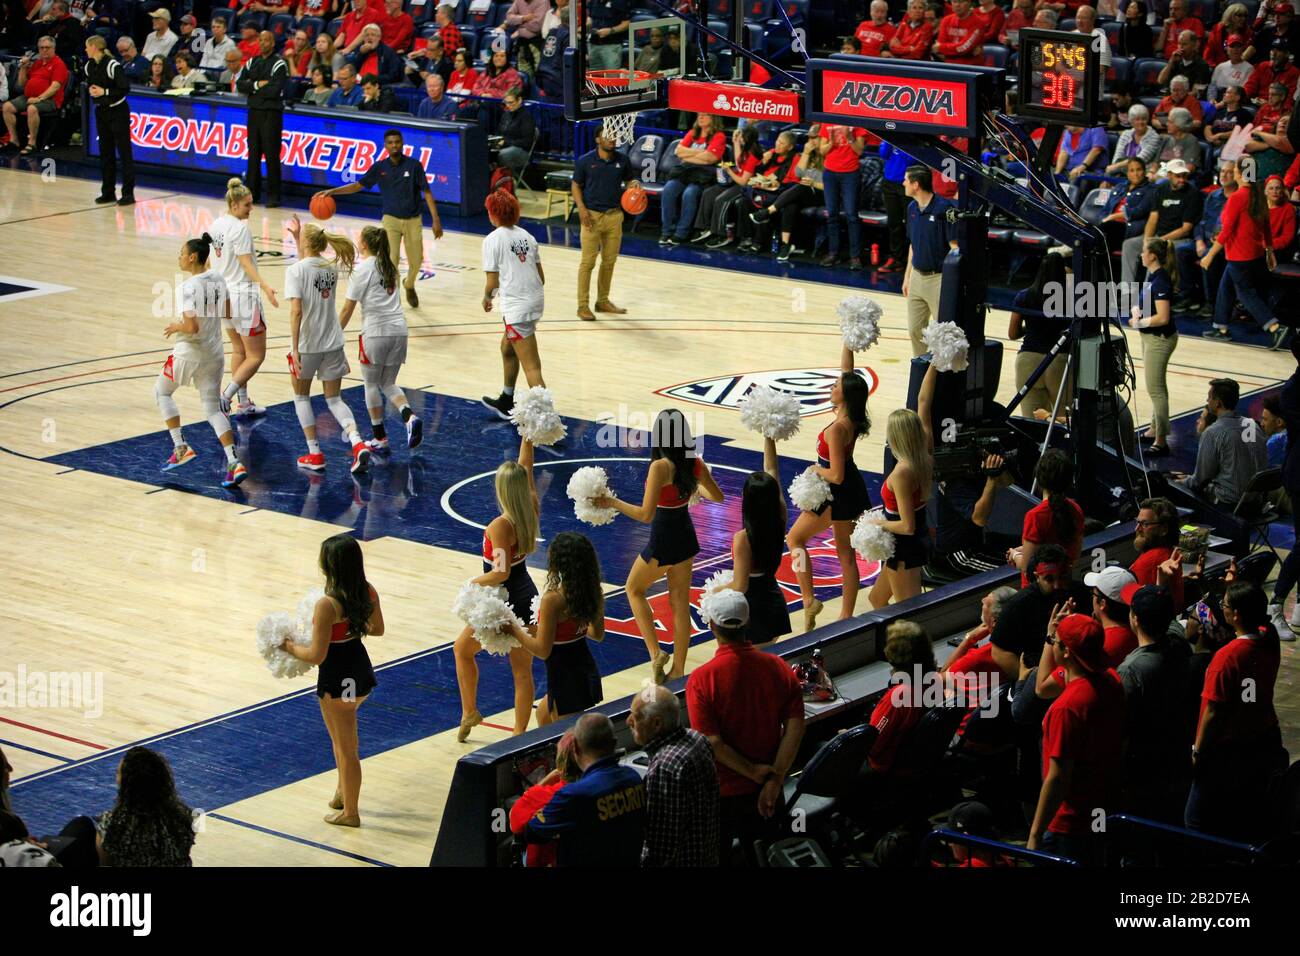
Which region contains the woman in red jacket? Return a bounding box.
[1205,3,1252,66]
[1266,174,1298,258]
[890,0,935,58]
[1202,158,1284,347]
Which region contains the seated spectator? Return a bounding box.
[1108,83,1136,129]
[200,16,237,70]
[415,73,457,119]
[407,34,452,85]
[380,0,413,54]
[1117,584,1190,822]
[1000,0,1034,50]
[308,31,347,80]
[502,0,549,74]
[1208,34,1255,100]
[1252,4,1300,64]
[1205,85,1255,145]
[733,132,818,258]
[295,0,338,19]
[1153,76,1205,133]
[856,0,896,55]
[1128,496,1184,606]
[1158,31,1213,96]
[1157,0,1205,60]
[1156,109,1205,173]
[1178,159,1236,313]
[990,542,1092,681]
[171,50,209,88]
[143,53,173,90]
[357,71,394,111]
[690,125,763,245]
[867,621,935,774]
[1032,8,1059,31]
[1252,81,1290,132]
[337,0,384,55]
[1101,158,1157,244]
[685,589,805,867]
[472,46,523,100]
[1187,581,1285,841]
[346,23,403,86]
[1074,6,1111,91]
[1026,613,1125,863]
[1009,449,1084,585]
[142,7,178,61]
[286,29,314,76]
[932,0,984,64]
[34,0,82,66]
[495,88,535,179]
[1267,173,1298,255]
[1262,394,1290,468]
[523,713,647,867]
[176,13,205,59]
[889,0,933,59]
[1244,112,1296,180]
[635,26,667,71]
[977,0,1004,45]
[2,37,68,155]
[301,65,334,104]
[1055,123,1109,180]
[1121,157,1202,286]
[447,48,479,97]
[1207,4,1253,67]
[1172,379,1269,505]
[508,731,580,867]
[839,34,860,54]
[660,112,725,247]
[116,37,151,82]
[1118,0,1155,59]
[1106,103,1161,174]
[630,684,720,867]
[1086,567,1139,665]
[236,24,261,62]
[942,585,1020,677]
[1244,39,1300,102]
[326,64,364,106]
[219,49,245,91]
[433,3,464,60]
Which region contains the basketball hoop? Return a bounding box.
[585,69,655,146]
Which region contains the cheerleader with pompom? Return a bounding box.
[281,533,385,828]
[725,437,792,646]
[869,364,937,608]
[455,434,541,742]
[505,531,606,725]
[594,409,724,684]
[786,345,872,632]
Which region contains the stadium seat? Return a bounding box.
[298,16,325,41]
[455,0,472,23]
[409,0,434,24]
[642,136,682,200]
[477,28,510,63]
[211,9,235,32]
[238,12,268,32]
[1059,17,1076,31]
[326,17,345,38]
[1012,228,1056,250]
[779,723,878,846]
[268,13,295,43]
[982,43,1008,68]
[1133,57,1166,92]
[744,0,776,21]
[1138,94,1162,114]
[1189,0,1217,21]
[708,0,734,18]
[1108,55,1132,87]
[464,0,498,30]
[771,0,808,25]
[1103,20,1121,49]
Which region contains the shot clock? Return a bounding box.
[1016,29,1101,126]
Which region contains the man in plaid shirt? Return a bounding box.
[630,685,719,867]
[435,3,464,56]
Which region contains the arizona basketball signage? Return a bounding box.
[806,57,995,138]
[656,367,879,418]
[667,79,801,121]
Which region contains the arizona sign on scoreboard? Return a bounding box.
[83,89,490,212]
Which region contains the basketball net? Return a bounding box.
[585,69,653,146]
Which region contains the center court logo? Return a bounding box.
[655,367,879,418]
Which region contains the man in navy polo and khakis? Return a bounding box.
[903,165,959,356]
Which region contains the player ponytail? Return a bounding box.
[184,232,214,265]
[318,533,374,639]
[840,369,871,437]
[1145,237,1178,288]
[651,409,700,502]
[545,531,604,628]
[1034,448,1081,549]
[361,226,399,294]
[225,177,251,209]
[300,223,357,273]
[494,461,539,558]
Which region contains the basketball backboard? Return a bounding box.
[563,0,688,121]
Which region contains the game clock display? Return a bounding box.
[1016,29,1100,126]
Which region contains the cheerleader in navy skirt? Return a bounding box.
[787,345,872,632]
[596,409,724,684]
[455,435,541,742]
[728,436,792,646]
[869,363,936,608]
[282,533,384,828]
[508,531,606,723]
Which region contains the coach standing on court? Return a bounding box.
[84,34,134,206]
[238,30,288,208]
[315,129,444,307]
[572,124,631,321]
[902,166,958,356]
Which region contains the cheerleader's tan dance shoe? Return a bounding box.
[803,598,824,634]
[324,811,360,827]
[457,711,483,743]
[651,652,670,685]
[329,790,343,810]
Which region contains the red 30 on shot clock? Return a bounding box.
[1016,28,1100,126]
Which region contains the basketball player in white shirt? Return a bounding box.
[155,233,247,489]
[208,177,279,418]
[479,190,547,420]
[285,216,371,476]
[338,225,423,453]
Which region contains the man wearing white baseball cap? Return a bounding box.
[685,589,806,866]
[1083,565,1140,666]
[142,8,179,62]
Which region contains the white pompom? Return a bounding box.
[738,386,802,441]
[567,465,617,526]
[837,296,883,352]
[697,570,735,626]
[922,321,970,373]
[788,466,833,512]
[529,592,541,626]
[295,587,325,638]
[509,385,567,446]
[255,588,324,680]
[851,512,896,563]
[452,580,524,656]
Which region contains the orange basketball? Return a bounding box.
[621,182,648,216]
[310,194,337,221]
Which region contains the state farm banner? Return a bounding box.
[806,57,991,138]
[667,79,802,122]
[85,91,487,209]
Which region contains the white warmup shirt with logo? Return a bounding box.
[481,225,544,318]
[347,257,408,337]
[285,256,345,354]
[208,214,255,295]
[174,271,229,362]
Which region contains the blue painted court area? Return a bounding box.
[16,389,880,840]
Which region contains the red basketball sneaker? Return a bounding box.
[297,452,326,472]
[350,442,371,475]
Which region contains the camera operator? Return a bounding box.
[928,452,1021,579]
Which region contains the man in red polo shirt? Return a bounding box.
[1027,613,1125,864]
[2,36,69,155]
[337,0,384,54]
[1128,496,1184,608]
[686,590,805,867]
[932,0,984,65]
[855,0,896,56]
[889,0,934,59]
[1157,0,1206,60]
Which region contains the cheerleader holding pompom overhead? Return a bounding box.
[280,533,384,828]
[786,345,872,632]
[594,409,724,684]
[338,225,423,453]
[455,434,541,742]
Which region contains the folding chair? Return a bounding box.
[1231,466,1285,564]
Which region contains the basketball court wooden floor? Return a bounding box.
[1,169,1295,866]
